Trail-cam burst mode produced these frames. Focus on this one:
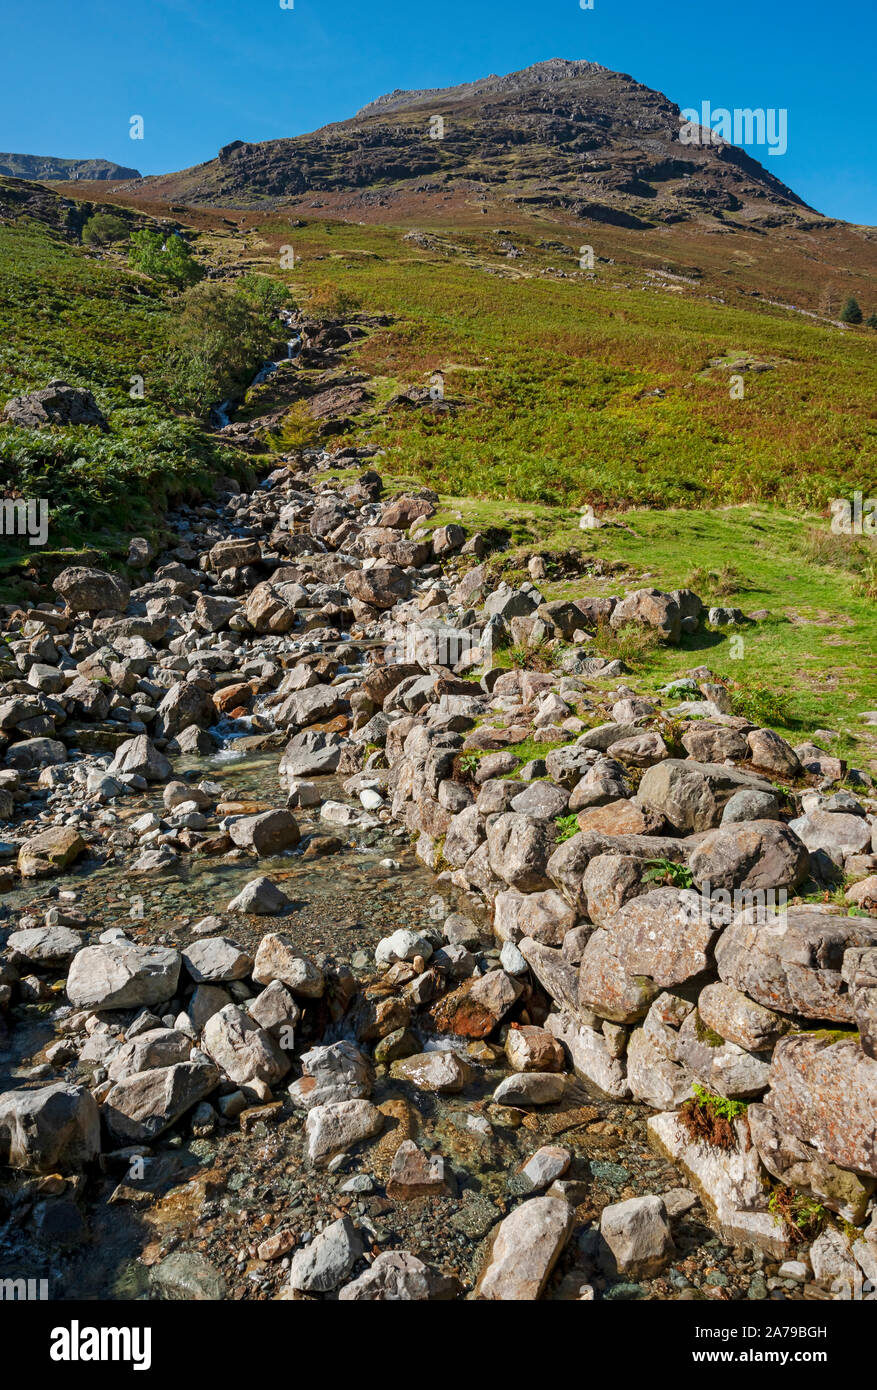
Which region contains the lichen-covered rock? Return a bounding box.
[697,981,791,1052]
[486,813,554,891]
[647,1111,791,1258]
[747,1102,875,1224]
[689,820,809,892]
[578,928,659,1024]
[637,759,775,833]
[762,1033,877,1178]
[602,887,720,986]
[715,906,877,1022]
[493,888,575,946]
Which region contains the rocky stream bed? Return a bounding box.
[1,436,876,1302]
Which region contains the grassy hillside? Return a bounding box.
[0,213,240,551]
[245,214,877,511]
[1,190,874,764]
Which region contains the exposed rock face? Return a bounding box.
[0,153,140,181]
[4,381,108,430]
[147,60,815,232]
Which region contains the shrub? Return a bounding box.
[129,229,203,287]
[160,279,289,417]
[81,213,129,247]
[306,280,360,320]
[839,296,863,325]
[768,1187,827,1242]
[591,617,662,669]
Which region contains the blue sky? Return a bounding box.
[2,0,875,223]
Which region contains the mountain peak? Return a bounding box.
[355,58,612,116]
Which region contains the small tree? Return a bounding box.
[81,212,129,247]
[865,312,877,330]
[129,228,203,287]
[840,296,863,324]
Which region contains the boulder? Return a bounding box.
[688,820,809,892]
[0,1083,100,1172]
[505,1025,566,1073]
[638,759,775,833]
[102,1060,219,1143]
[227,877,291,915]
[288,1217,363,1292]
[228,809,300,856]
[601,887,720,986]
[305,1099,384,1166]
[715,906,877,1022]
[4,381,107,430]
[108,735,171,782]
[487,813,554,891]
[599,1195,673,1278]
[610,588,681,643]
[66,943,181,1010]
[345,565,410,609]
[390,1050,473,1093]
[788,810,873,863]
[202,1004,290,1086]
[339,1250,458,1301]
[252,934,324,996]
[477,1196,573,1300]
[289,1041,373,1110]
[182,937,253,983]
[18,825,86,878]
[763,1033,877,1178]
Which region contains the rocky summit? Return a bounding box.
[0,434,875,1304]
[142,59,814,231]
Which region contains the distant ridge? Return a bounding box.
[0,152,141,182]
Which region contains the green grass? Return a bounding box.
[0,218,244,552]
[248,215,877,512]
